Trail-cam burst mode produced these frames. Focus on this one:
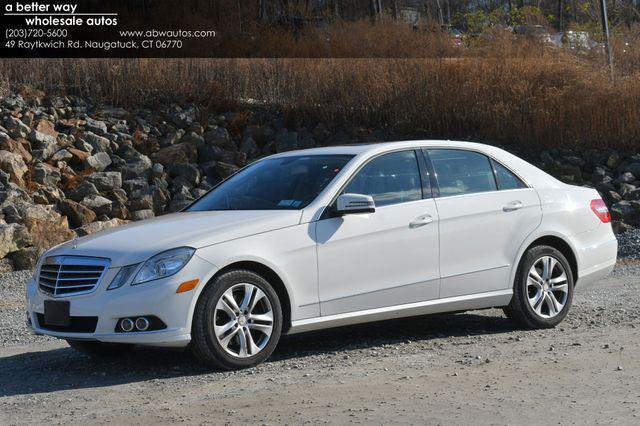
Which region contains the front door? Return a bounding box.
[316,150,440,316]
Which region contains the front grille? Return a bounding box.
[36,313,98,333]
[38,256,110,297]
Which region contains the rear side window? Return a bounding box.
[344,150,422,207]
[491,159,527,190]
[427,149,497,196]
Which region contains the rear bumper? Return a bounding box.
[574,228,617,291]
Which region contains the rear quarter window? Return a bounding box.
[491,159,528,190]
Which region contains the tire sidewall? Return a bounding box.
[517,246,574,327]
[194,270,282,369]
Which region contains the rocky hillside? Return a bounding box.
[0,92,637,272]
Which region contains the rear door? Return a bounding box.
[424,148,542,298]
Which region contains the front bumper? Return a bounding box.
[26,254,217,347]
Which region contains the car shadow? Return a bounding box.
[0,311,519,397]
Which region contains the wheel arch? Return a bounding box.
[519,235,579,284]
[200,260,293,333]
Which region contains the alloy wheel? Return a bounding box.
[213,283,274,358]
[527,256,569,319]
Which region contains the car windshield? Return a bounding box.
[187,155,354,211]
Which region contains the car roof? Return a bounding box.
[269,139,563,190]
[270,140,493,158]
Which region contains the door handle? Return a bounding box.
[409,214,433,228]
[503,201,524,212]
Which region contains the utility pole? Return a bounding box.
[557,0,564,31]
[599,0,614,81]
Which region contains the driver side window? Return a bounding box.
[344,150,422,207]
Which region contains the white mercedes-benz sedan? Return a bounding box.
[26,141,617,369]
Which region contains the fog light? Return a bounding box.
[115,315,167,333]
[135,317,149,331]
[121,318,134,332]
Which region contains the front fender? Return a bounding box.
[195,222,319,322]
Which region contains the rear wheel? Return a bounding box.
[66,340,134,358]
[191,269,283,370]
[504,245,574,328]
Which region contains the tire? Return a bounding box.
[191,269,283,370]
[504,245,574,329]
[66,340,134,358]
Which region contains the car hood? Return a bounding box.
[46,210,302,267]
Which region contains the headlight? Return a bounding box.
[132,247,195,285]
[107,264,139,290]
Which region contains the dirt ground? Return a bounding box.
[1,271,639,425]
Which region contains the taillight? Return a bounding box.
[590,199,611,223]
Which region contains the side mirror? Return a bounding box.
[336,193,375,215]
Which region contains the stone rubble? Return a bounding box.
[0,92,636,271]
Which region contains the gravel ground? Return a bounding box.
[616,228,640,260]
[0,239,639,425]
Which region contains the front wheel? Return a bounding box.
[504,245,574,329]
[191,269,283,370]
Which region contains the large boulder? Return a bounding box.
[3,116,30,139]
[180,131,204,146]
[160,129,184,148]
[203,127,235,150]
[23,215,75,257]
[67,147,90,164]
[615,172,635,185]
[169,163,201,186]
[151,143,197,166]
[84,152,112,172]
[59,199,97,228]
[32,163,61,187]
[32,186,65,205]
[129,186,168,212]
[0,150,28,186]
[0,133,33,163]
[83,116,108,135]
[81,194,113,216]
[28,128,57,146]
[50,148,73,163]
[86,171,122,191]
[0,223,32,257]
[0,185,34,210]
[110,200,130,220]
[610,200,639,223]
[167,108,195,128]
[81,131,110,153]
[9,247,40,271]
[35,119,59,139]
[65,181,100,202]
[123,178,148,195]
[121,155,153,179]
